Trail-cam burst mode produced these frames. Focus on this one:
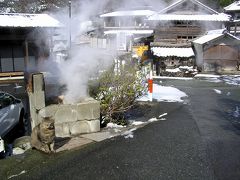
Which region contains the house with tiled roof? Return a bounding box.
[0,13,61,77]
[192,29,240,72]
[144,0,231,71]
[224,1,240,36]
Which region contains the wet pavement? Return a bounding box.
[0,78,240,180]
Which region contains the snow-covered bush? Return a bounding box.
[90,58,147,126]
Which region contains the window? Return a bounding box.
[0,44,25,73]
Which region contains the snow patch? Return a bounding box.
[159,113,168,118]
[233,106,240,118]
[122,128,137,139]
[138,84,187,102]
[153,84,188,102]
[107,123,125,128]
[195,74,221,78]
[131,121,145,126]
[148,117,166,122]
[166,68,180,73]
[213,89,222,94]
[8,170,26,179]
[153,76,193,80]
[195,75,240,86]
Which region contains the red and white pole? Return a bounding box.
[148,70,153,101]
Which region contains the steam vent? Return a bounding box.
[39,98,100,137]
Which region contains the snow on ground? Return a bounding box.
[131,121,146,126]
[8,170,26,179]
[106,123,126,128]
[166,68,180,73]
[153,84,187,102]
[158,113,168,118]
[153,76,193,80]
[195,74,240,86]
[222,76,240,86]
[138,84,187,102]
[195,74,221,78]
[122,128,137,139]
[213,89,222,94]
[233,106,240,118]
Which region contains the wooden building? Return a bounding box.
[0,13,61,77]
[192,29,240,72]
[148,0,230,46]
[145,0,231,69]
[224,1,240,36]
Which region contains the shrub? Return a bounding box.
[90,58,147,126]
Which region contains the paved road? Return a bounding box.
[4,79,240,180]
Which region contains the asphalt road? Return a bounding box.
[2,79,240,180]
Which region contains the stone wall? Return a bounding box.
[39,98,100,137]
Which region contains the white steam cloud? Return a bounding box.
[39,0,221,104]
[40,0,169,104]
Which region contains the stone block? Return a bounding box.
[39,105,59,118]
[69,120,100,136]
[54,105,78,124]
[55,123,70,138]
[76,100,100,120]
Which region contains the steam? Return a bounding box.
[36,0,170,104]
[46,0,169,104]
[59,47,113,103]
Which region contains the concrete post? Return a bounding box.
[28,73,46,129]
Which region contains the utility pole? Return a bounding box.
[69,0,72,49]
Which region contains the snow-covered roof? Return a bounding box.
[193,29,240,45]
[0,13,61,28]
[159,0,219,14]
[151,47,194,57]
[104,30,153,35]
[100,10,156,17]
[147,13,231,22]
[193,34,223,44]
[224,1,240,12]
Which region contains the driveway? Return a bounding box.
[1,79,240,180]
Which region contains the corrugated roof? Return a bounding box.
[0,13,61,28]
[147,13,230,22]
[151,47,194,57]
[100,10,156,17]
[104,30,153,35]
[224,1,240,12]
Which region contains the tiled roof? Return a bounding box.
[0,13,61,28]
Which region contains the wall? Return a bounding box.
[203,45,239,72]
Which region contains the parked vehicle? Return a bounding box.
[0,91,25,139]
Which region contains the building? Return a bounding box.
[146,0,231,69]
[224,0,240,36]
[192,29,240,72]
[100,9,155,51]
[0,13,61,77]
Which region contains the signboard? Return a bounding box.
[132,45,148,57]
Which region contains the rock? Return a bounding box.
[13,136,32,151]
[12,147,25,155]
